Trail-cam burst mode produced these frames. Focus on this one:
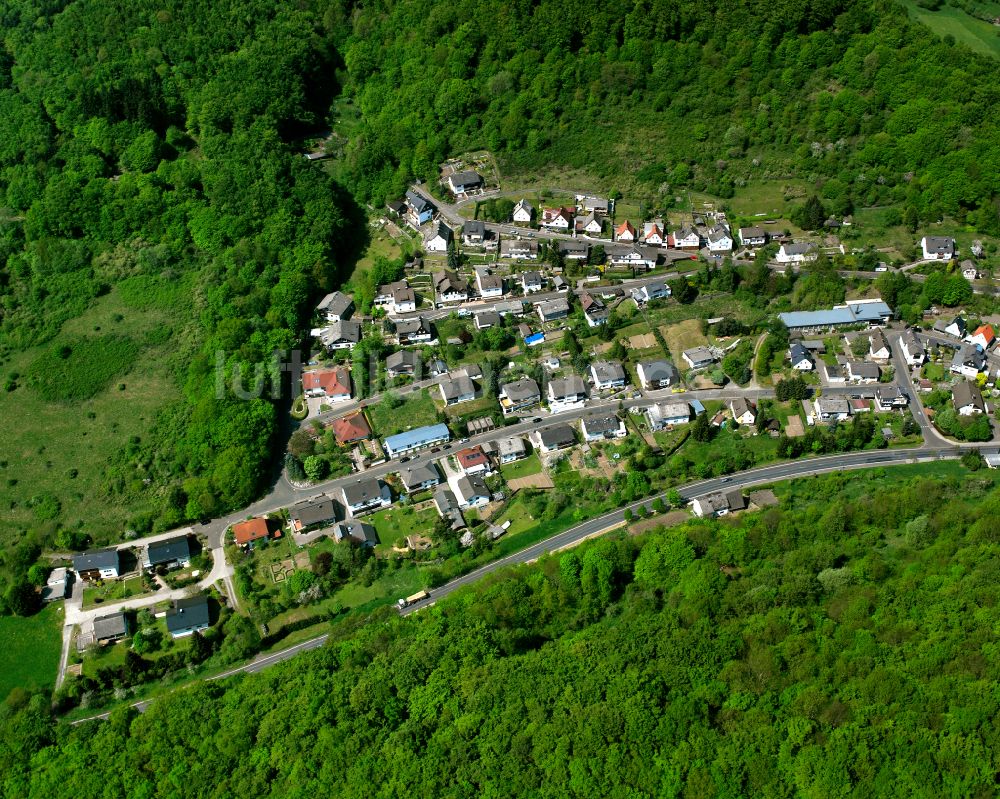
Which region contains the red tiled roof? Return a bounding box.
[616,220,635,237]
[974,324,995,343]
[303,367,351,397]
[232,518,270,546]
[332,412,371,445]
[457,446,489,470]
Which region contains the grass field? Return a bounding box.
[661,319,709,365]
[82,575,152,609]
[500,452,544,482]
[0,604,63,698]
[366,389,440,437]
[898,0,1000,58]
[367,504,439,548]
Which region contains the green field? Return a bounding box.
[366,504,439,548]
[500,452,543,482]
[366,389,441,436]
[898,0,1000,58]
[0,604,63,698]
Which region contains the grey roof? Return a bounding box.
[406,190,434,213]
[342,478,387,507]
[477,271,504,291]
[497,436,526,457]
[537,298,570,318]
[639,359,679,384]
[400,462,442,491]
[320,319,361,345]
[377,279,409,299]
[165,596,210,635]
[146,535,191,566]
[683,346,715,365]
[816,396,850,415]
[522,270,543,285]
[427,221,454,243]
[463,219,486,236]
[781,242,818,256]
[475,310,501,328]
[590,360,626,384]
[953,380,985,412]
[900,330,923,355]
[434,270,466,294]
[289,496,338,527]
[395,317,432,336]
[332,521,379,546]
[923,236,954,254]
[549,375,587,399]
[501,377,540,402]
[558,240,589,256]
[386,350,421,372]
[450,170,482,187]
[707,223,732,243]
[316,291,353,317]
[538,425,576,448]
[500,239,538,257]
[952,342,985,371]
[778,300,893,330]
[582,414,623,435]
[456,474,490,504]
[789,342,812,364]
[725,490,747,511]
[73,548,120,573]
[514,198,534,214]
[647,402,690,422]
[869,329,889,353]
[440,373,475,401]
[434,487,461,513]
[93,612,128,641]
[847,361,880,379]
[730,397,756,418]
[740,225,767,239]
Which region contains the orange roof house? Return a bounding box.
[972,324,995,347]
[615,220,636,241]
[302,367,351,400]
[232,517,271,546]
[332,412,372,445]
[456,445,491,474]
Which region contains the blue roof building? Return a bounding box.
[525,332,545,347]
[779,300,892,331]
[383,423,451,458]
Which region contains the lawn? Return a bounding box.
[82,575,154,610]
[661,318,708,365]
[898,0,1000,58]
[367,503,439,548]
[0,604,63,697]
[366,389,441,437]
[500,452,543,482]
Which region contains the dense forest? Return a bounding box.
[4,467,1000,796]
[3,0,1000,597]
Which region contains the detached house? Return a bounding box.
[341,478,392,516]
[521,271,544,293]
[462,219,487,247]
[316,291,354,323]
[533,425,577,453]
[707,223,733,254]
[646,401,690,430]
[331,521,379,547]
[400,462,442,493]
[499,377,541,415]
[232,518,271,547]
[673,227,701,250]
[615,220,636,242]
[868,329,891,361]
[900,330,926,367]
[424,221,454,253]
[921,236,955,261]
[590,360,628,390]
[577,212,603,235]
[933,316,965,339]
[776,242,819,264]
[953,380,986,415]
[559,240,589,261]
[496,436,528,463]
[729,398,757,425]
[394,316,434,345]
[455,474,492,509]
[315,320,362,351]
[739,226,768,247]
[302,367,352,402]
[846,361,880,383]
[375,280,416,313]
[165,596,211,638]
[642,220,665,246]
[405,190,435,225]
[951,343,985,378]
[457,445,492,476]
[814,396,851,422]
[289,496,338,533]
[512,198,534,223]
[331,412,372,446]
[447,170,482,195]
[476,269,505,299]
[630,281,670,304]
[386,350,421,378]
[581,293,608,327]
[500,239,539,260]
[474,310,501,330]
[536,298,570,323]
[637,359,679,390]
[541,207,574,230]
[692,490,747,518]
[439,371,477,406]
[73,549,121,582]
[548,376,588,411]
[961,260,979,281]
[580,413,626,442]
[682,347,715,369]
[143,536,191,571]
[971,324,995,351]
[789,341,814,371]
[434,271,468,304]
[94,612,130,644]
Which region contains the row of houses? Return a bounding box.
[72,535,195,584]
[89,594,211,647]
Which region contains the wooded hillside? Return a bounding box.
[3,468,1000,796]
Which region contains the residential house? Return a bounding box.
[474,310,501,330]
[455,474,491,509]
[823,362,847,383]
[682,347,715,369]
[475,269,505,298]
[428,358,449,376]
[642,220,665,246]
[953,380,986,415]
[332,521,379,547]
[814,396,850,422]
[316,291,354,323]
[950,343,985,378]
[375,280,416,313]
[232,517,271,547]
[615,220,636,242]
[532,425,576,453]
[900,330,926,367]
[971,324,995,351]
[302,367,351,402]
[433,270,468,303]
[581,293,608,327]
[868,329,891,360]
[875,386,909,411]
[692,490,747,518]
[580,413,626,441]
[386,199,406,217]
[589,360,627,390]
[73,549,121,582]
[341,477,393,516]
[961,260,979,281]
[921,236,955,261]
[541,207,574,230]
[394,316,434,345]
[386,350,421,378]
[383,423,451,458]
[433,487,466,529]
[846,361,880,383]
[521,270,544,293]
[645,401,690,430]
[289,496,338,533]
[457,445,492,475]
[94,612,130,644]
[496,436,527,463]
[933,316,966,339]
[143,535,191,571]
[637,359,679,390]
[608,245,658,270]
[41,567,70,603]
[499,377,541,415]
[739,226,768,247]
[462,219,487,246]
[789,341,814,371]
[405,190,435,225]
[165,596,211,638]
[577,195,610,214]
[673,227,701,250]
[630,281,670,304]
[537,298,570,322]
[447,170,482,195]
[576,212,603,235]
[558,240,589,260]
[707,223,733,254]
[547,376,588,411]
[500,239,539,260]
[439,371,476,405]
[729,398,757,425]
[314,320,361,351]
[512,198,534,223]
[399,462,442,493]
[332,412,372,446]
[775,242,819,264]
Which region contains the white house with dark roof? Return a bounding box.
[547,376,588,411]
[447,170,482,195]
[729,398,757,425]
[692,490,747,518]
[475,269,504,298]
[900,330,925,367]
[532,425,576,453]
[921,236,955,261]
[433,271,468,304]
[739,226,768,247]
[386,350,421,378]
[316,291,354,323]
[637,359,679,390]
[462,219,487,246]
[496,436,527,463]
[846,361,880,383]
[499,377,540,416]
[580,413,626,442]
[868,329,891,361]
[581,293,608,327]
[673,227,700,250]
[314,320,361,351]
[500,239,538,260]
[439,371,477,405]
[707,223,733,254]
[536,298,570,323]
[776,242,819,264]
[589,360,627,390]
[953,380,986,415]
[521,271,544,293]
[630,281,670,304]
[341,478,392,516]
[789,342,814,371]
[394,316,434,345]
[512,198,534,223]
[682,347,715,369]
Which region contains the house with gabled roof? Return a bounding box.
[921,236,955,261]
[846,361,880,383]
[692,490,747,518]
[581,293,608,327]
[900,330,925,367]
[501,239,539,260]
[637,359,679,390]
[512,198,534,223]
[776,242,819,264]
[386,350,421,378]
[332,412,371,445]
[953,380,986,415]
[475,269,504,298]
[576,211,603,235]
[646,402,690,430]
[707,223,733,254]
[642,220,665,245]
[341,478,392,516]
[868,329,890,361]
[302,366,352,402]
[739,226,768,247]
[541,207,574,229]
[447,170,482,195]
[433,270,468,303]
[314,320,361,351]
[615,220,636,242]
[950,343,985,378]
[580,413,626,441]
[316,291,354,323]
[405,190,435,225]
[673,227,700,250]
[232,517,272,547]
[456,445,492,475]
[499,377,540,416]
[455,474,491,509]
[400,462,442,493]
[289,495,338,533]
[789,341,814,371]
[143,536,191,571]
[729,398,757,425]
[971,324,995,351]
[165,596,211,638]
[94,611,129,644]
[394,316,434,345]
[547,376,588,411]
[375,280,416,313]
[439,371,476,406]
[589,360,627,390]
[532,425,576,453]
[933,316,965,339]
[73,549,121,582]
